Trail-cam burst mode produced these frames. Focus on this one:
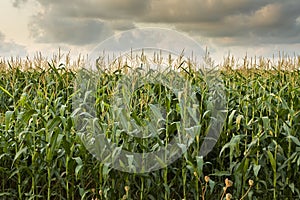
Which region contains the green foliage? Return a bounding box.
[0,54,300,199]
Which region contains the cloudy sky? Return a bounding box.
[0,0,300,64]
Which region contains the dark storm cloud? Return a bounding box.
[27,0,151,45]
[0,31,27,57]
[29,14,113,45]
[34,0,150,19]
[142,0,267,23]
[22,0,300,46]
[143,0,300,46]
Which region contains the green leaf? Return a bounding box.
[209,170,231,177]
[47,116,61,134]
[21,109,37,123]
[267,150,276,172]
[196,156,203,176]
[289,183,295,193]
[253,164,261,177]
[79,188,90,199]
[209,179,215,194]
[0,153,9,161]
[228,109,236,128]
[75,164,83,179]
[13,146,28,165]
[163,183,170,196]
[5,111,14,131]
[74,157,83,179]
[202,110,211,119]
[102,164,111,178]
[236,114,243,130]
[149,104,164,122]
[154,155,167,168]
[262,116,270,131]
[0,192,12,197]
[219,135,244,163]
[287,135,300,146]
[126,154,135,171]
[0,85,13,98]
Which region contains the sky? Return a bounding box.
[0,0,300,64]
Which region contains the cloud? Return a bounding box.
[27,0,151,45]
[141,0,266,23]
[29,15,113,45]
[91,28,204,56]
[109,20,135,31]
[12,0,28,7]
[0,31,27,58]
[0,32,4,41]
[34,0,150,19]
[173,1,300,46]
[21,0,300,48]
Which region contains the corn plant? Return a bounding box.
[0,52,299,199]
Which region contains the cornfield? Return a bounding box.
[0,52,300,199]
